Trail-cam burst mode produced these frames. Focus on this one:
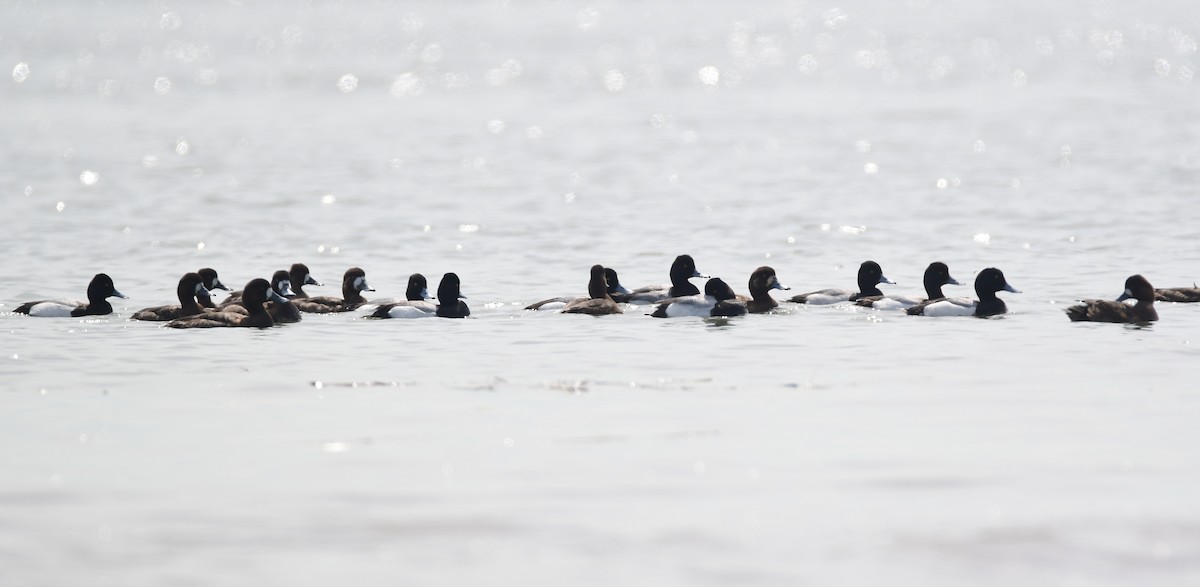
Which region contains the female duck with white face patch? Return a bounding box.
[131,272,211,321]
[651,277,746,318]
[1067,274,1158,323]
[167,278,288,329]
[291,267,374,313]
[14,273,127,317]
[197,268,230,308]
[787,260,895,305]
[907,267,1019,317]
[738,266,790,313]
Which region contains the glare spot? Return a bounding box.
[390,158,404,169]
[797,54,819,74]
[196,241,205,250]
[390,73,425,97]
[1035,36,1055,56]
[423,225,432,232]
[316,245,325,253]
[1011,178,1021,189]
[864,162,878,174]
[142,155,158,168]
[337,73,358,93]
[936,178,949,189]
[855,140,872,153]
[122,226,130,234]
[1180,65,1195,83]
[1068,235,1076,243]
[79,170,99,186]
[974,233,991,245]
[160,12,182,31]
[175,138,190,155]
[820,223,831,231]
[668,174,679,184]
[459,224,480,233]
[822,8,848,30]
[320,194,336,205]
[97,79,121,97]
[420,43,443,64]
[973,139,986,153]
[455,244,463,251]
[1060,144,1072,157]
[1155,58,1171,77]
[682,130,698,143]
[280,25,304,47]
[56,201,66,212]
[486,119,505,134]
[854,50,877,68]
[651,113,675,129]
[503,437,514,448]
[786,236,795,244]
[153,76,171,95]
[698,66,720,86]
[1011,69,1028,87]
[1023,242,1031,250]
[322,442,348,453]
[524,126,543,139]
[840,225,866,235]
[313,381,323,389]
[24,186,33,196]
[12,62,30,83]
[563,192,576,203]
[604,69,626,92]
[194,68,219,86]
[577,7,600,30]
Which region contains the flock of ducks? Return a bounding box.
[9,256,1194,327]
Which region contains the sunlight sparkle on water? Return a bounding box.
[337,74,358,93]
[175,139,190,155]
[12,62,29,83]
[79,171,99,186]
[153,77,171,95]
[604,70,626,92]
[698,66,720,86]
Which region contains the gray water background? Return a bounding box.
[2,1,1200,585]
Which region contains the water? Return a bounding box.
[3,1,1200,584]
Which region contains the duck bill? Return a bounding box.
[693,270,710,279]
[268,290,289,304]
[306,275,322,286]
[772,281,791,291]
[211,279,230,291]
[878,275,896,285]
[421,287,431,300]
[278,282,293,297]
[1003,283,1021,293]
[111,289,129,299]
[613,284,632,295]
[947,276,965,286]
[1116,289,1132,302]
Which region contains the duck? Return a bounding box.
[856,262,963,309]
[291,267,373,313]
[906,267,1019,317]
[562,265,623,315]
[435,272,470,318]
[626,255,709,303]
[219,270,302,323]
[14,273,127,317]
[167,278,286,328]
[367,274,437,319]
[1067,275,1158,323]
[1154,283,1200,303]
[131,272,211,321]
[739,266,790,313]
[196,267,230,308]
[651,277,746,318]
[525,266,632,310]
[787,260,895,304]
[288,263,323,298]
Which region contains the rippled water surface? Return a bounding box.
[3,1,1200,585]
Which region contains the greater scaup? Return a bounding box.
[219,270,302,323]
[562,265,623,315]
[131,272,210,321]
[167,278,287,328]
[627,255,709,303]
[435,272,470,318]
[291,267,373,313]
[856,261,963,309]
[367,273,437,319]
[906,267,1019,317]
[651,277,746,318]
[1154,283,1200,303]
[1067,274,1158,323]
[14,273,127,317]
[740,266,790,313]
[197,268,230,308]
[525,266,631,310]
[289,263,323,298]
[787,260,895,304]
